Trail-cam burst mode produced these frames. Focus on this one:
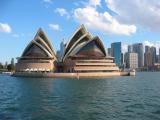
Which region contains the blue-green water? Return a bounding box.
[0,72,160,120]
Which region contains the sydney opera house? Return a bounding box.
[62,25,119,73]
[16,28,57,72]
[15,25,121,77]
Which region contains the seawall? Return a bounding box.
[12,71,134,78]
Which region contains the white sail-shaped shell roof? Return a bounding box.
[68,36,107,58]
[64,24,88,56]
[63,25,107,61]
[21,28,57,60]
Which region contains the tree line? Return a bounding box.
[0,58,15,72]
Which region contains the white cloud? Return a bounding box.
[43,0,52,3]
[105,0,160,32]
[89,0,101,6]
[74,6,136,35]
[49,24,60,31]
[0,23,12,33]
[55,8,70,18]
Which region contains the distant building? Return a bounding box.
[144,46,158,67]
[150,46,156,64]
[56,50,61,61]
[144,46,152,67]
[56,40,66,61]
[57,40,66,61]
[107,48,111,56]
[132,43,144,67]
[124,52,128,65]
[144,52,152,67]
[60,40,65,56]
[128,45,133,53]
[156,55,159,63]
[126,52,138,69]
[145,46,150,53]
[111,42,122,67]
[159,48,160,63]
[121,53,124,65]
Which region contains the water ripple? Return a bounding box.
[0,72,160,120]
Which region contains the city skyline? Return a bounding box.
[109,41,160,70]
[1,0,160,63]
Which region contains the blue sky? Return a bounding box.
[1,0,160,64]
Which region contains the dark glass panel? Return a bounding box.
[36,39,52,55]
[23,44,48,57]
[76,41,105,57]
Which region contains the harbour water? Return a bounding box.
[0,72,160,120]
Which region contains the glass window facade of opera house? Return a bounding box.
[15,25,119,73]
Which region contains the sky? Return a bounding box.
[1,0,160,64]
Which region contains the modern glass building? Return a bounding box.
[111,42,122,67]
[107,48,111,56]
[159,48,160,63]
[150,46,156,64]
[128,45,133,53]
[132,43,144,67]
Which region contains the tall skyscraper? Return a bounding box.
[128,45,133,53]
[156,55,159,63]
[57,40,66,61]
[107,48,111,56]
[145,46,151,53]
[159,48,160,63]
[121,53,124,65]
[150,46,156,64]
[144,52,152,67]
[132,43,144,67]
[126,52,138,69]
[111,42,122,67]
[59,40,66,61]
[144,46,152,67]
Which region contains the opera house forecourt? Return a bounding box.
[13,25,135,78]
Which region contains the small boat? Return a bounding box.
[129,69,136,76]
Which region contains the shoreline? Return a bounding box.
[12,71,135,78]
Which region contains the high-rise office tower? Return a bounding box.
[150,46,156,64]
[126,52,138,69]
[144,46,152,66]
[107,48,111,56]
[132,43,144,67]
[111,42,122,67]
[159,48,160,63]
[145,46,151,53]
[128,45,133,53]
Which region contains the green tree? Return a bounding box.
[7,64,15,71]
[7,58,15,71]
[0,62,3,69]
